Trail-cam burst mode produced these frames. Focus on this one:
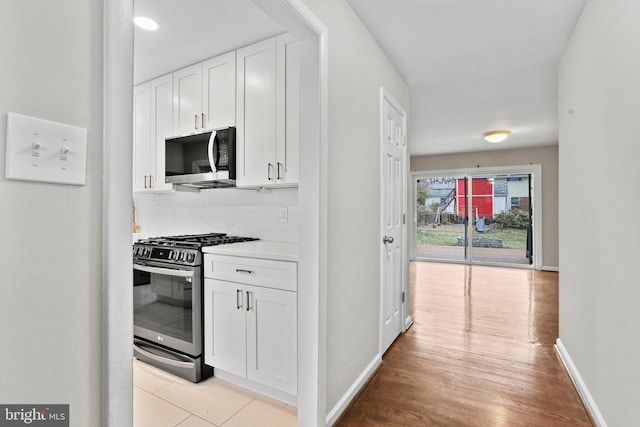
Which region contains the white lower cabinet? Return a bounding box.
[203,255,297,397]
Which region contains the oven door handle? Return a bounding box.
[134,264,195,278]
[134,341,195,369]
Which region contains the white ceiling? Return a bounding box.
[346,0,586,156]
[135,0,587,156]
[133,0,283,85]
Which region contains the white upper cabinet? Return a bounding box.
[202,51,236,130]
[150,74,173,191]
[236,34,300,188]
[275,33,300,185]
[236,37,277,187]
[236,34,300,187]
[173,63,203,135]
[133,74,173,192]
[133,82,152,192]
[133,35,300,192]
[173,52,236,136]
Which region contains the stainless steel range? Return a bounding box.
[133,233,258,382]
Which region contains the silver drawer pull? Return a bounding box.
[235,269,254,274]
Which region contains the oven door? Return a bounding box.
[133,263,202,357]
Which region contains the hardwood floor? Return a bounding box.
[336,262,594,426]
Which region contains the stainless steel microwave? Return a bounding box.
[165,127,236,188]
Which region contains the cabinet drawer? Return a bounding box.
[204,254,297,292]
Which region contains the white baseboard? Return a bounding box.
[555,339,607,427]
[325,353,382,426]
[213,368,297,406]
[542,265,559,272]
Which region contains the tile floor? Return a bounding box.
[133,359,297,427]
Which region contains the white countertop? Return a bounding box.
[202,240,298,262]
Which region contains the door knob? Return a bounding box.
[383,236,394,244]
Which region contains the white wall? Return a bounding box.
[559,0,640,425]
[411,145,559,268]
[133,188,298,241]
[0,1,103,425]
[297,0,410,418]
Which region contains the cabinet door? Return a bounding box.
[275,34,300,185]
[173,63,202,135]
[203,279,246,377]
[150,74,173,191]
[236,37,277,187]
[202,51,236,130]
[133,82,152,191]
[246,285,297,395]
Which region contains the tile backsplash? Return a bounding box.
[133,187,298,242]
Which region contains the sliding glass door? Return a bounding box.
[413,167,539,268]
[415,177,468,262]
[468,174,532,265]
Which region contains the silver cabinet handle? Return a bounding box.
[236,289,243,310]
[201,113,206,129]
[149,175,153,188]
[144,175,147,189]
[383,236,394,244]
[277,162,282,180]
[267,163,274,181]
[246,291,251,311]
[194,114,199,130]
[235,268,254,274]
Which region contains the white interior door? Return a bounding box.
[380,93,406,354]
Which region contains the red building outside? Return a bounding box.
[455,178,493,218]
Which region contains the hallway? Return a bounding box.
[337,262,594,426]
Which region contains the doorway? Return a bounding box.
[104,1,327,426]
[411,165,541,269]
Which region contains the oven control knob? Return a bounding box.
[143,248,151,257]
[177,251,184,261]
[186,252,195,263]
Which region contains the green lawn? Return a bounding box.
[416,225,527,249]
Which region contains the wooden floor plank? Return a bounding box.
[336,262,594,427]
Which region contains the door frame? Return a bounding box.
[103,1,328,426]
[379,87,411,357]
[410,164,543,270]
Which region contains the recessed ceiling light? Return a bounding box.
[134,16,158,31]
[483,130,511,143]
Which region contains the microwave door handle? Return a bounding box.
[208,131,218,173]
[133,264,195,278]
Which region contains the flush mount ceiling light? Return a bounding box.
[483,130,511,143]
[134,16,158,31]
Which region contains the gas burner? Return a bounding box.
[133,233,259,266]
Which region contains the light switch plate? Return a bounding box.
[5,112,88,186]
